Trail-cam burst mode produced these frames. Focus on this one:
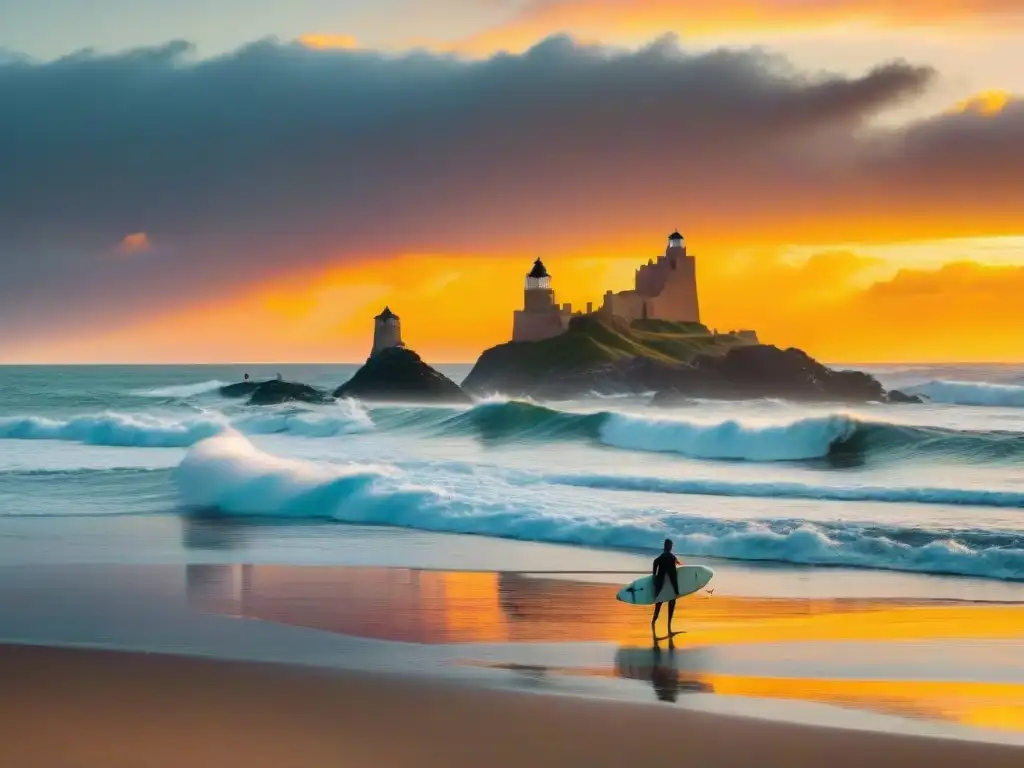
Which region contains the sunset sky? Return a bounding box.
[1,0,1021,363]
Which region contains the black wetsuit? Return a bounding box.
[652,552,680,600]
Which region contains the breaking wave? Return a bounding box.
[906,380,1024,408]
[173,435,1024,581]
[4,398,1022,465]
[427,400,1024,464]
[0,412,228,448]
[0,401,372,448]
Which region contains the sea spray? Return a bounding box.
[130,380,229,398]
[234,399,374,437]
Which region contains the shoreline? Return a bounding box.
[3,644,1024,768]
[0,562,1023,744]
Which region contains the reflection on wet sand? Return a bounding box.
[187,565,1024,646]
[184,564,1024,733]
[615,639,715,702]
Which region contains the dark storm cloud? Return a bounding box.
[0,34,1018,344]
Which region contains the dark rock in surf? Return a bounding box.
[247,380,333,406]
[219,380,263,398]
[886,389,925,404]
[333,347,470,403]
[651,345,887,405]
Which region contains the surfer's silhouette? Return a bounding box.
[651,538,680,634]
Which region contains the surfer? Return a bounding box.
[651,538,681,633]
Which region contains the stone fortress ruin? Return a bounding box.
[512,230,706,343]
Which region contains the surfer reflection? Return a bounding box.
[650,637,679,702]
[616,640,713,704]
[651,538,681,634]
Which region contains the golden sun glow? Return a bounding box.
[299,33,360,50]
[953,89,1014,116]
[17,232,1023,364]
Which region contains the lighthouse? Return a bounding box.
[370,306,404,357]
[512,258,573,342]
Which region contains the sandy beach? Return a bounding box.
[4,643,1024,768]
[0,562,1023,766]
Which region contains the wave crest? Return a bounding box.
[429,400,1024,464]
[0,412,227,448]
[599,412,857,461]
[907,380,1024,408]
[0,402,373,448]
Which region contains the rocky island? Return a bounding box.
[464,234,921,404]
[333,307,470,403]
[466,315,917,403]
[334,346,468,403]
[463,314,756,398]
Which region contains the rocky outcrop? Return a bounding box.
[651,345,887,404]
[333,347,470,403]
[886,389,925,404]
[219,380,263,398]
[463,315,756,399]
[247,380,333,406]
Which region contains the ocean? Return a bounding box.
[2,363,1024,591]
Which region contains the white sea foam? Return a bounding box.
[172,435,1024,581]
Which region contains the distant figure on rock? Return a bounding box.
[276,372,283,381]
[244,373,250,382]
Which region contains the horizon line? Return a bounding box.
[1,359,1022,368]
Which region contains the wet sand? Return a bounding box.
[2,562,1024,753]
[3,644,1023,768]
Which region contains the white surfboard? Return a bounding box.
[616,565,714,605]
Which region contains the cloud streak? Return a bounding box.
[0,35,1020,350]
[450,0,1024,55]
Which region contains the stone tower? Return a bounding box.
[512,258,573,342]
[663,230,700,324]
[371,306,404,357]
[598,229,700,324]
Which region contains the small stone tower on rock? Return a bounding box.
[371,306,404,357]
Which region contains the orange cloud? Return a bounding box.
[953,89,1014,116]
[299,34,360,50]
[116,232,152,255]
[705,257,1024,363]
[451,0,1024,55]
